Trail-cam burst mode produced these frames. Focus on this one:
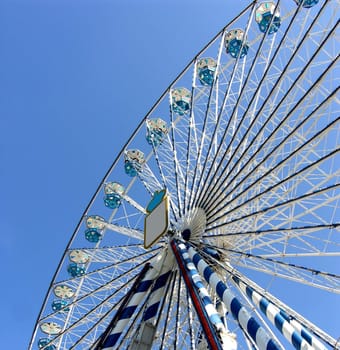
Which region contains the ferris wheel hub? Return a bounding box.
[180,207,207,242]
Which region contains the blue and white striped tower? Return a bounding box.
[186,244,281,350]
[171,240,225,350]
[142,269,173,323]
[174,241,238,350]
[101,251,172,349]
[129,253,174,349]
[232,276,319,350]
[279,307,326,350]
[177,242,226,331]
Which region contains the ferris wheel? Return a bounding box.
[29,1,340,349]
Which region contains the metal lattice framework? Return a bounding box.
[30,1,339,349]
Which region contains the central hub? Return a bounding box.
[180,208,207,243]
[182,228,191,241]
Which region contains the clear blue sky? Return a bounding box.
[0,1,338,349]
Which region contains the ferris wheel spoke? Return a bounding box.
[187,48,245,211]
[156,269,203,349]
[168,107,190,217]
[200,17,338,211]
[69,243,154,263]
[203,223,340,240]
[150,111,196,219]
[206,243,339,282]
[213,227,340,260]
[210,185,340,243]
[137,161,164,195]
[186,3,255,212]
[241,252,340,259]
[231,258,339,294]
[207,183,340,237]
[161,274,198,349]
[204,225,340,261]
[54,247,159,290]
[255,195,338,234]
[185,60,222,212]
[203,57,338,215]
[191,4,288,211]
[206,114,340,220]
[45,264,149,349]
[101,201,146,236]
[203,84,338,220]
[101,222,144,241]
[207,244,340,293]
[118,192,148,214]
[40,249,159,319]
[207,143,339,225]
[193,3,308,209]
[190,49,259,210]
[197,0,336,211]
[149,132,179,221]
[37,250,160,348]
[159,278,183,348]
[216,155,338,228]
[183,73,204,214]
[203,73,338,218]
[236,225,339,259]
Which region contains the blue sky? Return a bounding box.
[1,1,338,349]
